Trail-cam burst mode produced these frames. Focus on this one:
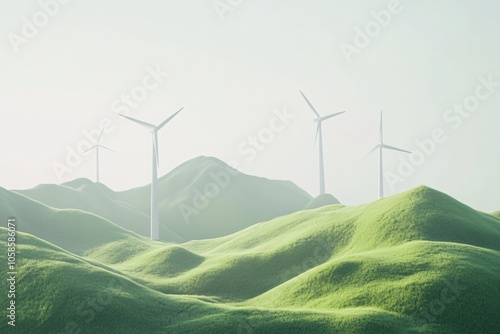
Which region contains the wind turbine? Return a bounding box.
[84,129,115,183]
[300,91,346,195]
[120,108,183,241]
[365,111,411,199]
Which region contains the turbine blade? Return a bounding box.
[119,114,155,129]
[83,145,97,153]
[97,128,105,145]
[382,144,411,154]
[379,110,383,144]
[157,107,184,131]
[154,131,159,167]
[300,91,321,118]
[321,111,346,121]
[314,123,321,146]
[99,145,115,152]
[362,145,380,161]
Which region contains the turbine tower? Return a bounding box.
[120,108,183,240]
[300,91,346,195]
[84,129,115,183]
[365,111,411,199]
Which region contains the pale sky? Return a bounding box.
[1,0,499,212]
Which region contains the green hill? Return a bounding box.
[82,186,500,333]
[492,211,500,218]
[2,185,499,333]
[114,156,313,240]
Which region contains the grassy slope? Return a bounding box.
[0,187,153,255]
[0,229,420,334]
[0,228,218,333]
[84,186,500,333]
[114,156,312,240]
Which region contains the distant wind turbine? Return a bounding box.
[120,108,183,241]
[300,90,346,195]
[83,129,115,184]
[365,111,411,199]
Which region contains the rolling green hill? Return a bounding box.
[2,185,499,333]
[0,229,418,334]
[84,186,500,333]
[492,211,500,218]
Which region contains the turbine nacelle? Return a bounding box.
[319,112,346,123]
[84,144,115,153]
[120,107,184,167]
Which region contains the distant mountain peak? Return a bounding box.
[157,156,236,183]
[61,177,96,189]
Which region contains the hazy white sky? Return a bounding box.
[1,0,499,212]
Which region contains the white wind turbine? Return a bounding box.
[84,129,115,184]
[365,110,411,199]
[120,108,183,241]
[300,91,346,195]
